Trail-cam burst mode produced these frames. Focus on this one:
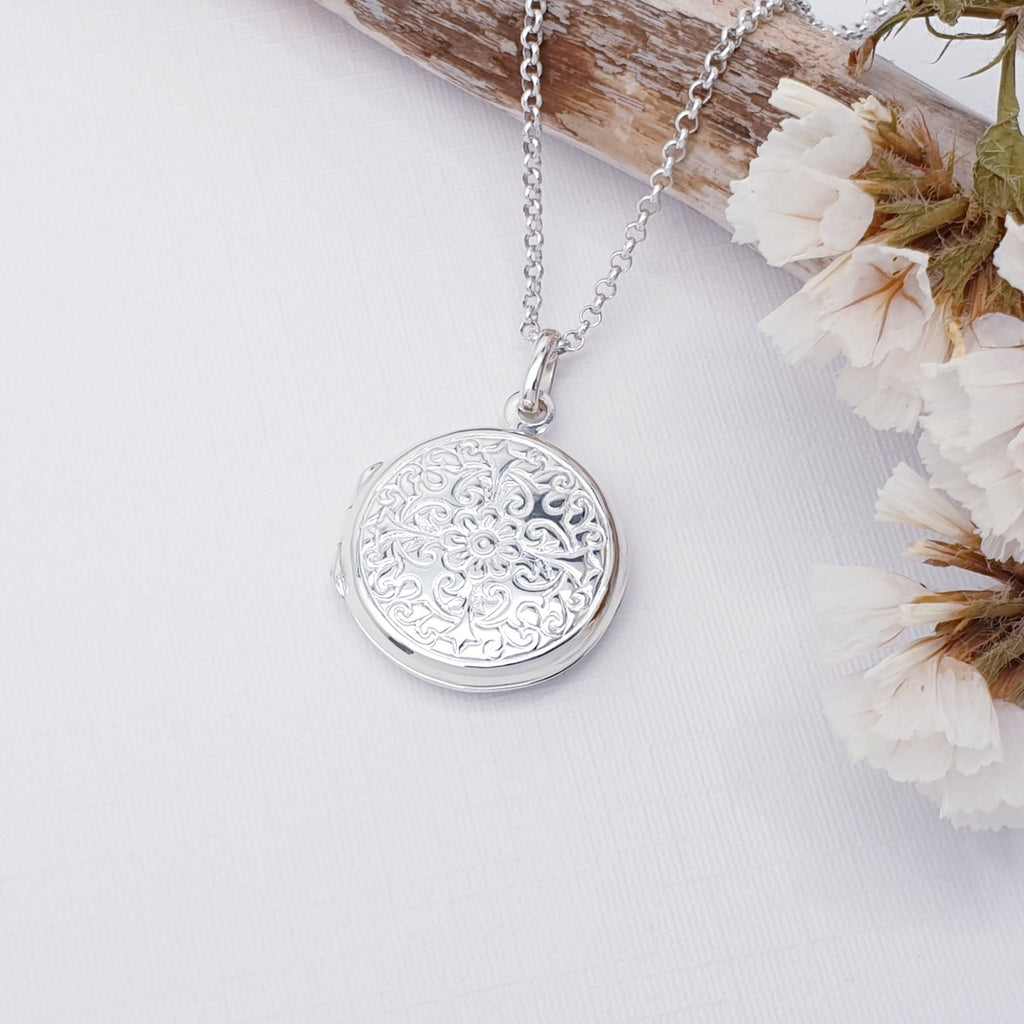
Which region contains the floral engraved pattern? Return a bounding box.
[354,431,613,665]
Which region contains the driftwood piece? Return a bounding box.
[319,0,985,240]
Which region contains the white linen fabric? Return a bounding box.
[2,1,1022,1021]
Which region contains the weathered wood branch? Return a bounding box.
[319,0,984,238]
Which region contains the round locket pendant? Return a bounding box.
[335,428,626,692]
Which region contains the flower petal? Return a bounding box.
[919,701,1024,830]
[758,257,847,366]
[963,312,1024,351]
[819,246,934,366]
[811,565,928,662]
[835,310,948,432]
[822,667,958,783]
[851,94,891,126]
[769,78,852,120]
[919,349,1024,561]
[758,108,872,178]
[727,163,874,266]
[874,462,975,542]
[993,215,1024,293]
[823,640,1001,787]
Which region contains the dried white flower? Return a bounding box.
[918,701,1024,829]
[816,464,1024,828]
[992,214,1024,293]
[919,345,1024,563]
[823,639,1001,785]
[761,82,874,176]
[812,565,928,662]
[769,78,853,120]
[834,307,948,431]
[851,94,892,126]
[728,167,876,267]
[726,80,876,266]
[769,78,890,139]
[760,245,933,366]
[874,462,976,543]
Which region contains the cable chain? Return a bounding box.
[520,1,546,348]
[787,0,906,41]
[519,0,906,352]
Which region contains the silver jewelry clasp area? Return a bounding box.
[504,329,560,435]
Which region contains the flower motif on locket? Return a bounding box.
[443,506,522,580]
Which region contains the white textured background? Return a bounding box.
[2,1,1023,1021]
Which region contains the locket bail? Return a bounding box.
[504,328,560,435]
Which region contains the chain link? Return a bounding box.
[518,0,906,352]
[787,0,905,40]
[520,0,546,346]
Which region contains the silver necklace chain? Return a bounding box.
[518,0,905,354]
[787,0,907,40]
